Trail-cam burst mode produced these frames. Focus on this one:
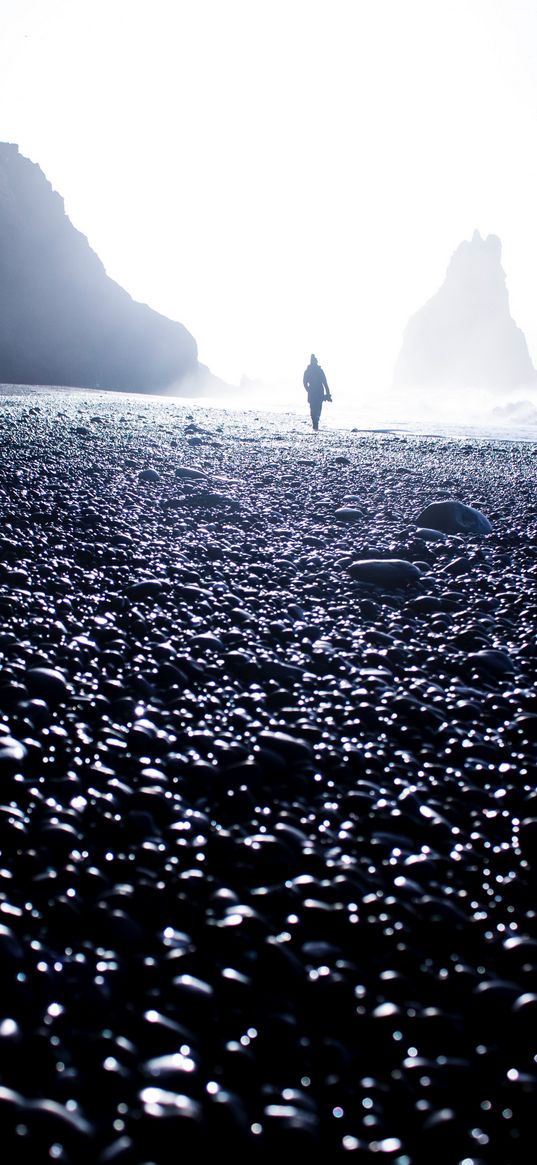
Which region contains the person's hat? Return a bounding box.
[310,353,317,363]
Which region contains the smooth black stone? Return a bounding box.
[25,667,69,703]
[138,469,160,483]
[417,499,492,534]
[0,736,27,770]
[349,559,421,587]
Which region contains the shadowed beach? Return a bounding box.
[0,387,536,1161]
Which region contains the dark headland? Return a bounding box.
[0,143,223,395]
[0,387,535,1161]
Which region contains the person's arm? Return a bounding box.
[321,370,332,400]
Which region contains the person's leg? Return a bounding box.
[310,396,322,430]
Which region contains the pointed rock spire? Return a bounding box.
[394,232,537,390]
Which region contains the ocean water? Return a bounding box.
[176,390,537,444]
[1,382,536,443]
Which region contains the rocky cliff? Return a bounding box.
[394,231,537,391]
[0,143,202,392]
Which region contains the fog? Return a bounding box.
[2,0,537,430]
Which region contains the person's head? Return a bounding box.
[310,354,318,365]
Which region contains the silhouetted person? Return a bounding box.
[303,354,332,430]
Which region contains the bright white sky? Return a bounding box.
[1,0,537,401]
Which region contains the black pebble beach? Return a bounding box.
[0,389,536,1163]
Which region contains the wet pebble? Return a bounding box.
[417,498,492,534]
[349,558,421,587]
[0,393,535,1162]
[24,667,69,703]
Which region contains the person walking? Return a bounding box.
[303,354,332,431]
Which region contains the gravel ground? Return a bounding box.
[0,388,536,1163]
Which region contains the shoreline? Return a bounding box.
[1,381,536,444]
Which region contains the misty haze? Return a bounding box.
[0,3,536,1163]
[2,143,537,434]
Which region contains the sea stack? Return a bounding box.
[393,230,537,391]
[0,142,200,392]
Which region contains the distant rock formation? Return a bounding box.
[0,143,205,392]
[394,231,537,391]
